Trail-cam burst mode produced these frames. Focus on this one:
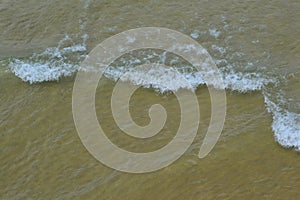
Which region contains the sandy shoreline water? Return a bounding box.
[1,0,299,199]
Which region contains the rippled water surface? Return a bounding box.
[1,0,300,199]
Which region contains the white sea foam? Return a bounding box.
[9,35,274,95]
[209,28,221,39]
[264,95,300,151]
[119,65,194,92]
[222,69,276,92]
[9,36,85,84]
[211,45,227,55]
[10,58,79,84]
[102,62,274,94]
[190,30,200,39]
[104,65,202,93]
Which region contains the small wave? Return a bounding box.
[9,35,85,84]
[9,58,78,84]
[8,37,298,154]
[222,69,276,93]
[8,0,90,84]
[103,62,274,94]
[108,65,196,93]
[264,95,300,151]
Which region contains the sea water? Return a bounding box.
[1,0,299,199]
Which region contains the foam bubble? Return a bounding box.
[223,69,276,92]
[209,28,221,39]
[264,95,300,151]
[190,30,200,39]
[10,58,78,84]
[103,62,275,94]
[104,65,203,93]
[9,36,85,84]
[120,65,195,93]
[212,45,226,55]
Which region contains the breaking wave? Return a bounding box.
[6,26,299,152]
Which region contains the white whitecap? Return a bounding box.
[265,96,300,150]
[9,35,86,84]
[223,70,276,93]
[209,28,221,39]
[10,58,79,84]
[106,65,197,93]
[190,30,200,39]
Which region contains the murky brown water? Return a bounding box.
[1,0,300,199]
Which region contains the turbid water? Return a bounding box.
[1,0,300,199]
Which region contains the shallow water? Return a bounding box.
[1,0,300,199]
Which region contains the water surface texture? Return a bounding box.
[1,0,300,199]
